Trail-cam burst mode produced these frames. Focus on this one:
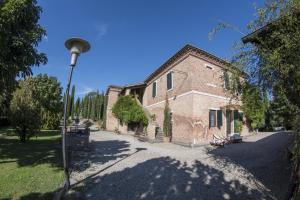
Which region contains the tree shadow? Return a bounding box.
[69,156,271,200]
[18,191,56,200]
[0,135,62,168]
[70,140,132,173]
[207,132,293,200]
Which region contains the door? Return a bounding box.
[226,110,232,136]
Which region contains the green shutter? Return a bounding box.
[209,110,211,128]
[167,72,172,90]
[217,110,222,128]
[152,82,156,97]
[234,110,239,120]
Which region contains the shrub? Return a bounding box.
[10,81,41,142]
[112,95,148,126]
[234,120,243,134]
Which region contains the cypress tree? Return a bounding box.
[68,85,75,119]
[74,97,81,117]
[163,94,171,137]
[102,94,108,129]
[83,95,89,118]
[88,96,92,119]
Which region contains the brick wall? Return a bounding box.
[106,87,128,132]
[143,52,248,145]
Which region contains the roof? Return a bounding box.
[123,82,146,89]
[242,10,300,43]
[106,83,146,95]
[242,23,273,43]
[106,44,242,93]
[107,85,123,89]
[105,85,123,95]
[144,44,230,83]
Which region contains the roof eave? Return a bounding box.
[144,44,230,84]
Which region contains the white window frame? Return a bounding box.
[209,109,217,128]
[167,71,173,91]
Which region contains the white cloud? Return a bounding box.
[76,86,94,96]
[94,23,108,39]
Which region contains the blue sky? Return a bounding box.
[34,0,263,97]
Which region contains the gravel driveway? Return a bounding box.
[68,131,293,200]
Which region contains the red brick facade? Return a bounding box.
[106,45,248,145]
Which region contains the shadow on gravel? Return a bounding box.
[69,156,270,200]
[207,132,294,200]
[70,140,131,173]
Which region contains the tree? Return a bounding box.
[82,95,89,118]
[0,0,47,115]
[241,84,267,131]
[30,74,62,129]
[68,85,75,119]
[102,95,108,129]
[9,74,62,134]
[163,94,171,137]
[74,97,81,118]
[268,89,297,130]
[9,80,41,142]
[88,96,92,119]
[112,95,148,127]
[210,0,300,130]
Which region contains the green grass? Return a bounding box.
[0,128,64,200]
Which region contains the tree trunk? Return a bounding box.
[20,129,26,142]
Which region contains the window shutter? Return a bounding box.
[217,110,222,128]
[152,82,156,97]
[209,110,211,128]
[167,72,172,90]
[234,110,239,120]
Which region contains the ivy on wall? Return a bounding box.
[112,95,148,126]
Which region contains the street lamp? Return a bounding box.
[62,37,90,189]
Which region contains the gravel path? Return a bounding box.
[68,131,293,200]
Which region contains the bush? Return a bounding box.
[112,95,148,126]
[234,120,243,134]
[10,81,41,142]
[41,111,61,130]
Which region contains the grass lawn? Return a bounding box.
[0,128,64,200]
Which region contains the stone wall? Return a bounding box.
[106,87,128,133]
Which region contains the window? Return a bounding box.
[152,81,157,97]
[223,71,230,89]
[206,65,213,70]
[209,110,217,128]
[217,110,223,128]
[209,110,223,128]
[167,72,173,90]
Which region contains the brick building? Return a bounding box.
[106,44,248,146]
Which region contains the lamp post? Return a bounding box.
[62,37,90,189]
